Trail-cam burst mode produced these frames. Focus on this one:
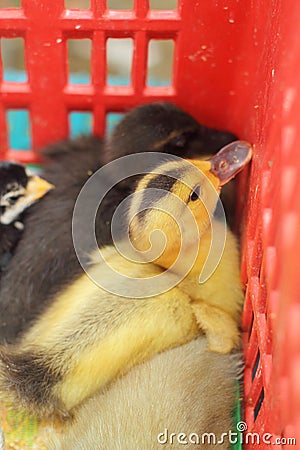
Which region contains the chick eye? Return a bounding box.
[190,185,201,202]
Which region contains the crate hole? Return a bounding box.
[69,111,93,137]
[7,109,31,150]
[149,0,178,10]
[1,38,27,82]
[68,39,91,83]
[107,38,133,85]
[254,388,264,421]
[107,0,133,10]
[64,0,90,9]
[251,349,260,381]
[147,39,174,86]
[0,0,21,7]
[106,112,125,135]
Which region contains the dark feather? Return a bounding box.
[0,224,23,273]
[0,136,104,342]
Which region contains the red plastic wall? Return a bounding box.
[1,1,300,448]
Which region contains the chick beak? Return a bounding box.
[26,175,54,201]
[208,141,252,186]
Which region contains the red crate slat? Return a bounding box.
[90,0,106,17]
[23,0,67,154]
[131,30,147,95]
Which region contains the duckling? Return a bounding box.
[0,141,251,418]
[44,336,242,450]
[0,136,104,343]
[0,162,53,274]
[99,101,238,246]
[104,101,237,162]
[0,103,237,343]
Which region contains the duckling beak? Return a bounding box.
[208,141,252,186]
[26,175,54,201]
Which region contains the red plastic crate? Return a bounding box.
[1,1,300,448]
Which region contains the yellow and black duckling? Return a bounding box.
[45,336,242,450]
[0,162,53,274]
[99,101,238,246]
[0,141,251,419]
[0,102,237,343]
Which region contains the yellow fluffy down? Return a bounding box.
[44,336,241,450]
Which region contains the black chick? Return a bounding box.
[0,162,53,274]
[0,102,237,343]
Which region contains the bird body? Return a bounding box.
[0,102,237,343]
[44,336,241,450]
[0,142,252,418]
[0,137,104,341]
[0,222,23,272]
[10,244,197,414]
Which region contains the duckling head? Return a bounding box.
[105,102,237,163]
[0,162,54,225]
[128,141,252,271]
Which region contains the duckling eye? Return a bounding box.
[169,134,186,148]
[189,185,201,202]
[9,195,21,205]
